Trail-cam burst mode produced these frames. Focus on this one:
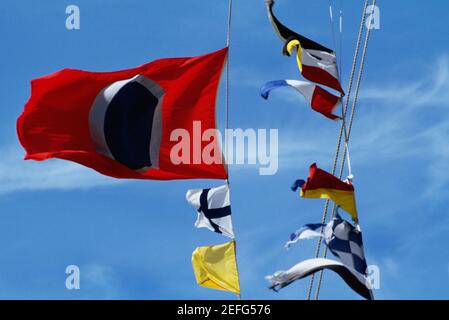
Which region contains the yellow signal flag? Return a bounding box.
[191,240,241,294]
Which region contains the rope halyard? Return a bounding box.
[225,0,233,186]
[306,0,370,300]
[328,0,353,178]
[313,0,376,300]
[225,0,242,300]
[339,0,343,81]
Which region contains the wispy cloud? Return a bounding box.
[82,264,120,299]
[272,54,449,189]
[354,55,449,195]
[0,144,122,194]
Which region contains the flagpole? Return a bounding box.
[225,0,242,300]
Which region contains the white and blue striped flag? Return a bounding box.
[285,223,325,249]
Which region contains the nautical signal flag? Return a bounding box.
[265,0,331,52]
[285,214,369,277]
[265,0,344,95]
[186,184,234,239]
[260,80,341,120]
[285,40,344,95]
[324,214,368,276]
[284,223,325,249]
[192,241,240,295]
[292,163,358,221]
[17,48,228,180]
[265,258,373,300]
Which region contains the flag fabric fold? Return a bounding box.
[192,241,240,294]
[285,39,344,95]
[294,163,358,221]
[265,258,373,300]
[260,80,341,120]
[278,215,372,299]
[284,223,325,249]
[186,184,234,239]
[285,214,368,276]
[265,0,333,53]
[17,48,229,180]
[324,214,368,275]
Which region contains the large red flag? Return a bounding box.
[17,48,228,180]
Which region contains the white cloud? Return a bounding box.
[82,264,119,298]
[383,257,399,276]
[0,144,122,194]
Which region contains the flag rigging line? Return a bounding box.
[225,0,233,184]
[314,0,377,300]
[339,0,344,82]
[328,0,353,179]
[306,0,371,300]
[186,0,241,300]
[224,0,242,300]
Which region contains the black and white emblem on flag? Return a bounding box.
[186,185,234,239]
[89,75,164,172]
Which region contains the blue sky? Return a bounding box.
[0,0,448,299]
